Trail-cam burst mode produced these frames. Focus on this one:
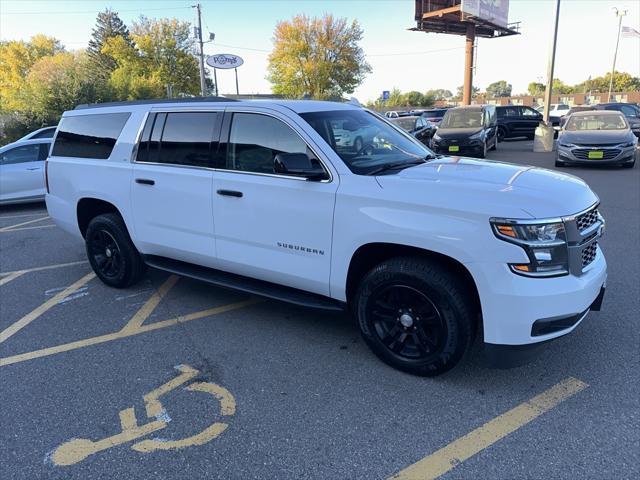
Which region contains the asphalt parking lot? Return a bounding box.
[1,140,638,480]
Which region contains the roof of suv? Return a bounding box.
[72,97,359,115]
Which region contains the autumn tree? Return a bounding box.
[267,14,371,99]
[87,9,133,81]
[102,16,201,100]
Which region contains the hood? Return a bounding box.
[375,157,598,219]
[436,127,483,140]
[560,129,633,145]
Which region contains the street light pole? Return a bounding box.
[608,8,628,102]
[542,0,561,125]
[193,3,207,97]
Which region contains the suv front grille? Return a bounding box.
[576,208,599,231]
[573,148,620,160]
[581,242,597,267]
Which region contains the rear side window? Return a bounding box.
[136,112,218,167]
[52,113,130,159]
[31,128,56,139]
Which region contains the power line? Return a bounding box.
[2,6,192,15]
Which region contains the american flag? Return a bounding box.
[621,26,640,38]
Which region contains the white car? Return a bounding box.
[0,138,51,205]
[45,98,607,376]
[16,126,57,142]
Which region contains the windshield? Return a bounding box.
[565,114,627,131]
[392,117,417,131]
[300,109,433,175]
[422,110,446,119]
[440,110,483,129]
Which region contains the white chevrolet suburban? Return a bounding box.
[45,98,607,376]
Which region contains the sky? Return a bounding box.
[1,0,639,101]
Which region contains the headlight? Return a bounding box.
[558,142,576,148]
[616,141,636,148]
[490,219,569,277]
[469,131,483,140]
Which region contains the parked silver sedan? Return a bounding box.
[0,138,51,205]
[556,111,637,168]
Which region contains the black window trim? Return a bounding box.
[216,109,333,183]
[132,108,223,171]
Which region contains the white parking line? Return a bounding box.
[0,261,88,287]
[0,212,47,220]
[0,216,50,232]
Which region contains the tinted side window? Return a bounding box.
[502,107,519,117]
[158,112,217,167]
[52,113,130,159]
[32,128,56,139]
[1,144,40,165]
[226,113,307,174]
[522,107,539,116]
[620,105,637,117]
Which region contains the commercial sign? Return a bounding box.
[206,54,244,69]
[461,0,510,29]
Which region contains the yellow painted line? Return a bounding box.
[0,212,47,220]
[389,377,589,480]
[120,275,179,333]
[0,215,49,232]
[0,272,96,343]
[0,298,262,367]
[0,271,26,287]
[0,260,87,285]
[0,224,56,232]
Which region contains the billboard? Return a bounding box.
[461,0,510,29]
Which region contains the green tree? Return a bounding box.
[426,88,453,101]
[455,85,480,99]
[527,82,545,96]
[402,91,425,106]
[552,78,573,94]
[267,14,371,99]
[486,80,512,97]
[87,9,133,81]
[103,17,201,100]
[576,72,640,93]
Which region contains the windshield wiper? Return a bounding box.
[366,158,430,176]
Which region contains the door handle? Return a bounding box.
[216,189,243,198]
[27,167,41,171]
[135,178,155,186]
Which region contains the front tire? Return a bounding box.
[354,257,475,376]
[85,213,145,288]
[555,159,567,168]
[497,127,506,142]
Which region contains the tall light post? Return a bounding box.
[193,3,207,96]
[608,7,628,102]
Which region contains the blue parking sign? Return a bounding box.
[382,90,390,100]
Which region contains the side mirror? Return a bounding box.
[274,153,327,181]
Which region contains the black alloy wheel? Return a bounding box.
[88,229,123,280]
[367,285,446,361]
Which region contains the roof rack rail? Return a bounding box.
[74,96,237,110]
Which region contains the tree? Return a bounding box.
[402,91,425,107]
[527,82,545,96]
[267,14,371,99]
[103,17,201,100]
[426,88,453,101]
[455,85,480,99]
[486,80,512,97]
[575,72,640,93]
[552,78,573,94]
[87,9,133,80]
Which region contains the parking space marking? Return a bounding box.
[0,260,87,286]
[0,272,96,343]
[51,364,236,466]
[0,224,56,232]
[0,298,262,367]
[0,215,50,232]
[389,377,589,480]
[0,212,47,220]
[121,275,179,332]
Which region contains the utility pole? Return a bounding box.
[462,23,476,105]
[542,0,561,125]
[193,3,207,97]
[608,8,627,102]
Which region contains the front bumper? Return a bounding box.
[465,242,607,349]
[557,144,636,165]
[432,138,484,156]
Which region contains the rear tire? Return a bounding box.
[85,213,145,288]
[354,257,475,376]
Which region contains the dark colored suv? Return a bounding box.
[593,103,640,138]
[431,105,497,158]
[496,106,543,141]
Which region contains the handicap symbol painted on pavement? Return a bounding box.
[50,364,235,466]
